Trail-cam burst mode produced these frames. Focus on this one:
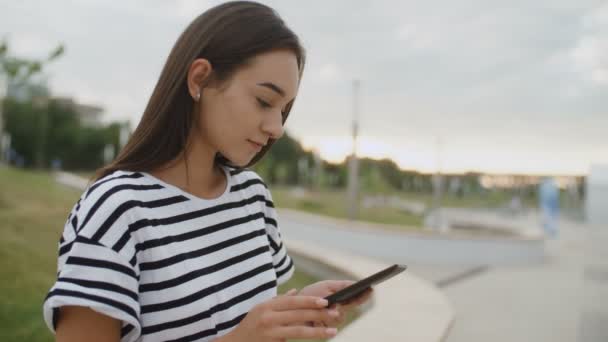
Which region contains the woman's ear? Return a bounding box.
[187,58,213,101]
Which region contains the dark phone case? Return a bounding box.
[324,264,407,306]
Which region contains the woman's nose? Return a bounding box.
[261,110,285,140]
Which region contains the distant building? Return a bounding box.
[54,97,104,127]
[586,164,608,226]
[7,81,104,127]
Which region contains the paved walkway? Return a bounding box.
[280,207,607,341]
[278,208,545,266]
[444,219,608,342]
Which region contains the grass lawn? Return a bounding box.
[0,166,81,342]
[0,166,357,342]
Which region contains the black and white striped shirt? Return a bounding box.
[43,166,294,342]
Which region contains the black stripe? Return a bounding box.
[57,277,138,301]
[73,234,103,246]
[166,313,247,342]
[129,254,137,267]
[67,200,81,236]
[275,253,288,270]
[141,262,274,314]
[142,278,276,335]
[121,324,134,338]
[277,259,294,278]
[217,312,247,334]
[112,229,132,253]
[47,288,138,322]
[59,235,65,244]
[136,212,264,252]
[272,242,283,256]
[80,184,164,232]
[265,199,275,208]
[85,172,143,199]
[71,215,78,233]
[139,228,266,271]
[58,240,74,257]
[266,234,280,253]
[52,307,59,329]
[230,178,267,192]
[128,194,266,234]
[66,256,138,280]
[229,168,247,176]
[91,195,189,242]
[264,216,277,227]
[140,246,270,293]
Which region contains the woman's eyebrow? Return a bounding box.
[257,82,285,97]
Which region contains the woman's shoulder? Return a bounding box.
[224,166,270,194]
[82,169,156,204]
[71,170,173,235]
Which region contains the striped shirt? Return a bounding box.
[43,165,294,342]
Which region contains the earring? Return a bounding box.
[195,91,200,102]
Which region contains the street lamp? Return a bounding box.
[347,79,360,220]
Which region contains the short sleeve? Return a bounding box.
[43,188,142,342]
[262,188,295,285]
[43,235,141,341]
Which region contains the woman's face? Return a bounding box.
[196,50,300,167]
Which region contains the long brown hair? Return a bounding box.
[95,1,305,181]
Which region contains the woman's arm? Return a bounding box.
[55,306,121,342]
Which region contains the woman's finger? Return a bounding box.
[270,295,328,311]
[284,288,298,296]
[273,308,340,326]
[270,325,338,340]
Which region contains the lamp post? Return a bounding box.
[347,80,360,220]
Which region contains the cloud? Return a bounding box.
[571,4,608,85]
[1,0,606,174]
[172,0,218,19]
[316,63,341,83]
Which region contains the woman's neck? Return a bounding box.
[151,139,227,199]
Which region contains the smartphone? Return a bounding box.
[324,264,407,307]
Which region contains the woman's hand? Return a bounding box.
[298,280,374,328]
[222,289,340,342]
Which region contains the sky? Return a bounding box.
[1,0,607,175]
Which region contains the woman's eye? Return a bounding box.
[257,98,271,109]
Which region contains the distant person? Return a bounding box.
[508,194,522,216]
[539,177,559,238]
[51,158,62,171]
[42,2,370,342]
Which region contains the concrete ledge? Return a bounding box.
[279,208,543,242]
[279,208,546,265]
[55,171,90,190]
[286,238,455,342]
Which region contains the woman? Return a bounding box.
[43,1,371,341]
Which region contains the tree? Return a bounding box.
[0,39,64,164]
[0,40,64,86]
